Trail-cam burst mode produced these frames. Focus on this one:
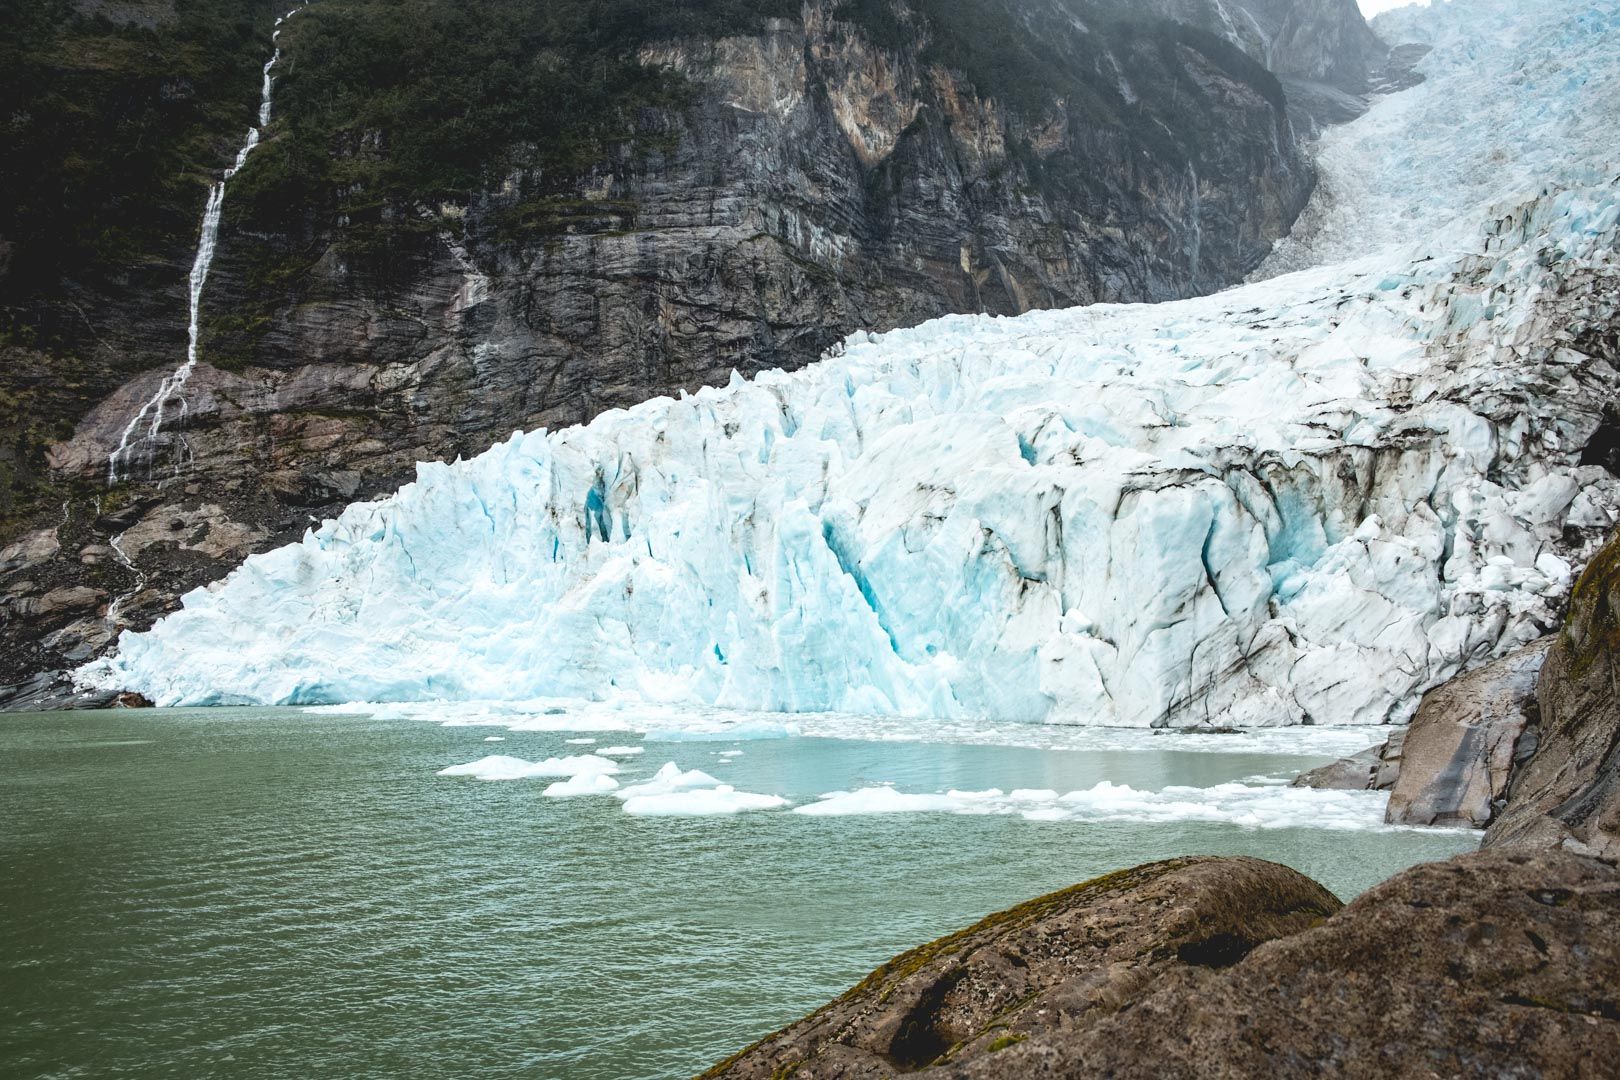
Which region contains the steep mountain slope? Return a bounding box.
[1,0,1348,703]
[82,0,1620,721]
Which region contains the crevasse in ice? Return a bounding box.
[81,0,1620,726]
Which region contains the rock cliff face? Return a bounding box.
[0,0,1338,703]
[1486,537,1620,860]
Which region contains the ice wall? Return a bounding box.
[83,175,1620,724]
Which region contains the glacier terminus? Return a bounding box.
[81,0,1620,731]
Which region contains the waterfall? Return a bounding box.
[107,6,305,485]
[1187,163,1203,284]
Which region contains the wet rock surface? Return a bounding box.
[1291,735,1402,791]
[705,849,1620,1079]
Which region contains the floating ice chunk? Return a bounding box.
[615,762,723,800]
[795,787,972,816]
[543,773,621,797]
[565,738,596,745]
[435,754,620,781]
[718,750,744,758]
[483,736,505,742]
[620,787,788,816]
[794,780,1430,831]
[597,745,645,757]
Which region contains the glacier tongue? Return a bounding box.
[83,174,1620,724]
[1258,0,1620,277]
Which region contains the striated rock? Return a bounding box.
[0,529,61,575]
[19,585,106,620]
[1487,538,1620,860]
[1385,640,1548,828]
[705,850,1620,1079]
[701,857,1342,1079]
[0,671,119,713]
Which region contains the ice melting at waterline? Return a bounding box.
[106,6,305,485]
[82,0,1620,733]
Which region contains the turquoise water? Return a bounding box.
[1,707,1475,1079]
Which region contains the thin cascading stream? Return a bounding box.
[106,6,305,486]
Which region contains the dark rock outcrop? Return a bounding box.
[705,849,1620,1079]
[0,0,1347,703]
[1150,0,1393,130]
[1290,735,1401,790]
[1487,539,1620,860]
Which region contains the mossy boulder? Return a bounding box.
[700,856,1342,1078]
[702,850,1620,1079]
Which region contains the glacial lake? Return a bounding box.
[1,705,1476,1079]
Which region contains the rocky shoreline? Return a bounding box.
[700,534,1620,1077]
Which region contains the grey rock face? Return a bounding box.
[1386,640,1548,828]
[1,0,1342,698]
[1291,729,1404,792]
[1148,0,1392,131]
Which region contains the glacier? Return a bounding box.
[82,0,1620,729]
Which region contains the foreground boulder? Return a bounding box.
[705,850,1620,1078]
[1055,849,1620,1079]
[1487,540,1620,860]
[701,857,1341,1078]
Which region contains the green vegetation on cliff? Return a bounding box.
[0,0,272,327]
[0,0,274,524]
[227,0,799,257]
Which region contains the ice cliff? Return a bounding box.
[82,0,1620,726]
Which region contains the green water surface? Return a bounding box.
[0,707,1476,1079]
